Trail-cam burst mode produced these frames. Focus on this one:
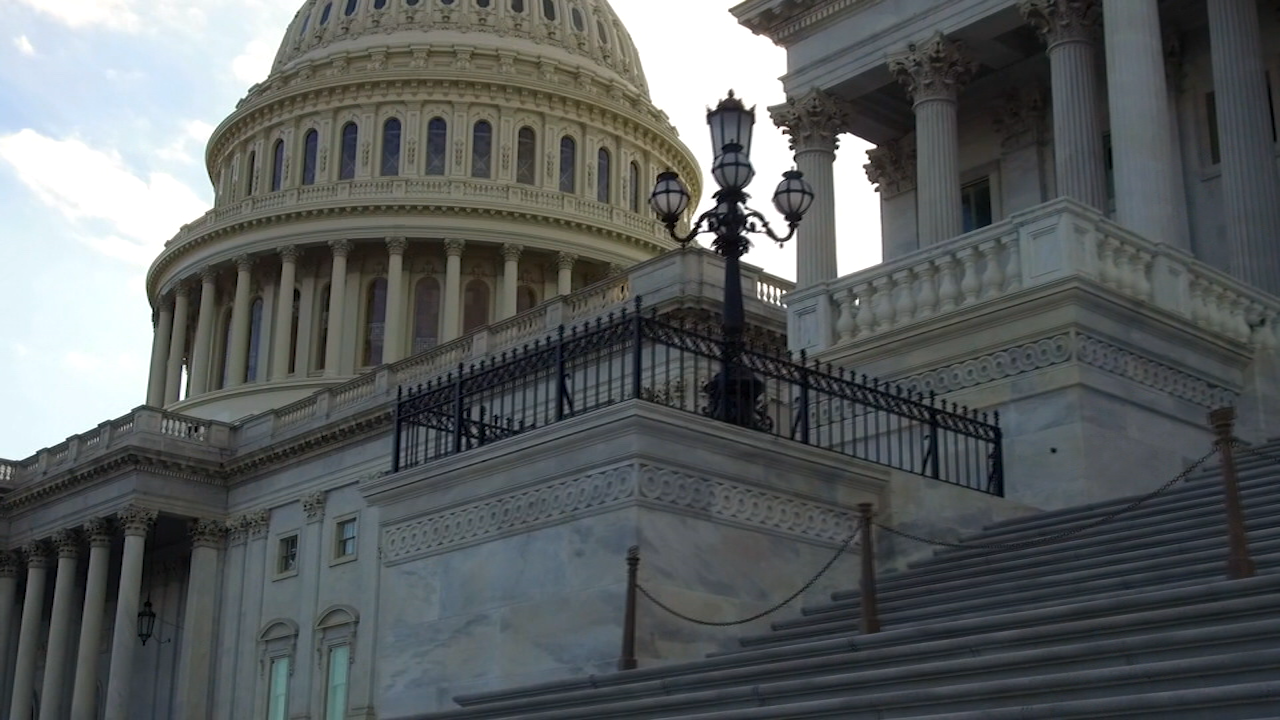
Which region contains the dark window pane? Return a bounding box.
[571,7,583,31]
[472,121,493,178]
[426,118,447,175]
[303,130,319,185]
[596,147,610,203]
[247,298,264,381]
[511,0,524,10]
[517,127,536,185]
[245,151,256,196]
[629,161,640,212]
[320,2,332,24]
[340,122,358,180]
[345,0,358,15]
[364,278,387,366]
[542,0,555,20]
[559,136,576,192]
[271,140,285,192]
[960,178,993,233]
[381,118,401,176]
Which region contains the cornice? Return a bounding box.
[736,0,878,46]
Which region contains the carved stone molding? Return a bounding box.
[191,518,228,549]
[556,252,578,271]
[243,509,271,539]
[864,139,917,196]
[1020,0,1100,47]
[52,529,81,559]
[888,32,977,104]
[0,551,18,578]
[771,89,851,153]
[117,504,159,537]
[1075,335,1236,408]
[225,515,248,545]
[385,236,408,255]
[899,335,1074,395]
[235,254,256,273]
[991,86,1048,150]
[278,245,301,263]
[329,239,353,258]
[501,243,524,262]
[444,239,466,257]
[84,517,112,548]
[23,540,51,569]
[303,491,327,522]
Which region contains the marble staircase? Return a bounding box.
[412,442,1280,719]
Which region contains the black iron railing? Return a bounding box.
[393,301,1004,495]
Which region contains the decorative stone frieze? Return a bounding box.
[899,335,1075,395]
[771,89,851,152]
[52,529,81,559]
[888,33,977,104]
[303,491,327,522]
[117,504,158,537]
[863,139,916,196]
[1020,0,1100,47]
[191,518,228,549]
[1075,335,1237,408]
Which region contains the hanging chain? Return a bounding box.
[874,445,1221,553]
[1232,438,1280,465]
[636,518,863,627]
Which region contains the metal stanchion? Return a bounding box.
[858,503,881,634]
[1209,408,1256,579]
[619,545,639,670]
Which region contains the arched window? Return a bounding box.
[412,277,441,353]
[381,118,401,176]
[629,161,641,212]
[246,298,264,382]
[517,286,537,314]
[510,0,524,11]
[245,151,256,197]
[315,283,331,372]
[472,120,493,179]
[541,0,556,21]
[426,118,447,175]
[339,122,358,180]
[477,0,490,7]
[516,127,536,185]
[597,19,609,46]
[364,278,388,366]
[344,0,358,15]
[462,280,489,334]
[374,0,387,8]
[271,140,285,192]
[302,130,319,185]
[559,136,576,193]
[316,607,358,720]
[320,2,333,24]
[570,6,583,31]
[298,12,311,38]
[596,147,611,203]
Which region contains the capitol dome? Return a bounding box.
[144,0,700,422]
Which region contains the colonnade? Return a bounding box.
[145,239,585,407]
[0,506,222,720]
[771,0,1280,296]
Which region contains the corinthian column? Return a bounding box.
[9,542,51,720]
[556,252,577,296]
[772,89,849,287]
[226,255,256,386]
[146,296,174,407]
[188,267,219,395]
[175,519,226,720]
[1207,0,1280,293]
[1103,0,1184,246]
[164,283,190,405]
[324,240,353,377]
[384,237,408,362]
[889,32,977,245]
[69,519,112,720]
[271,245,300,380]
[38,530,81,720]
[500,244,523,319]
[0,552,17,687]
[443,239,465,341]
[1022,0,1107,211]
[103,505,157,720]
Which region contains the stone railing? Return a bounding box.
[787,198,1280,353]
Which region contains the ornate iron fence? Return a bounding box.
[394,301,1004,495]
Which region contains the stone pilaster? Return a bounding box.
[556,252,577,296]
[103,505,158,720]
[175,519,227,720]
[164,283,190,406]
[146,295,175,407]
[772,89,849,288]
[188,267,219,395]
[0,551,17,700]
[9,541,51,720]
[325,240,353,377]
[271,245,300,380]
[500,244,523,320]
[443,239,465,341]
[38,530,81,720]
[70,519,112,720]
[227,254,257,386]
[889,32,976,245]
[384,237,408,363]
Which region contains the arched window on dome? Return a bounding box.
[596,147,611,203]
[246,297,264,382]
[517,285,537,314]
[381,118,401,177]
[298,12,312,38]
[516,127,536,185]
[320,2,333,25]
[412,277,441,353]
[245,150,257,197]
[629,161,641,212]
[339,122,358,180]
[472,120,493,179]
[426,118,447,175]
[510,0,524,11]
[314,283,331,372]
[462,279,490,334]
[597,19,610,47]
[571,6,584,32]
[271,140,285,192]
[559,136,576,193]
[303,130,319,185]
[364,278,388,366]
[541,0,556,21]
[374,0,387,8]
[405,0,420,6]
[477,0,491,7]
[345,0,359,16]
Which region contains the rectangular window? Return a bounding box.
[1103,132,1115,203]
[960,178,993,233]
[277,535,299,575]
[325,645,350,720]
[267,656,290,720]
[1206,91,1221,165]
[335,518,357,559]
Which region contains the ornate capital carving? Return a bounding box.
[386,236,408,255]
[501,244,524,262]
[1020,0,1099,47]
[992,86,1048,149]
[770,89,850,153]
[191,518,227,548]
[84,517,113,548]
[117,505,158,537]
[888,32,977,104]
[278,245,301,263]
[863,139,917,196]
[23,540,51,569]
[302,491,326,522]
[444,239,466,257]
[174,282,191,299]
[242,509,270,539]
[556,252,578,271]
[235,254,256,273]
[608,263,627,277]
[200,266,219,285]
[52,529,81,559]
[0,551,18,578]
[329,239,353,258]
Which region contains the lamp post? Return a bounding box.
[650,91,814,428]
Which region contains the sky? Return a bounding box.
[0,0,880,460]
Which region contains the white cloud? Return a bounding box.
[0,129,209,265]
[232,37,278,85]
[13,35,35,56]
[13,0,142,32]
[155,120,216,164]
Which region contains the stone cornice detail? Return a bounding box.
[1,450,224,513]
[736,0,871,45]
[1075,334,1237,408]
[864,139,916,196]
[118,505,158,537]
[771,89,851,153]
[888,32,977,104]
[1020,0,1100,48]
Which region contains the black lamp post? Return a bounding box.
[650,91,815,428]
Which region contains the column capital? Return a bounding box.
[386,236,408,255]
[84,517,113,547]
[278,244,301,263]
[174,281,192,299]
[888,32,977,104]
[608,262,626,277]
[190,518,227,549]
[1021,0,1100,47]
[234,254,256,273]
[117,504,158,537]
[329,239,354,258]
[22,540,51,569]
[444,238,466,257]
[556,252,578,271]
[242,508,270,539]
[863,139,917,196]
[302,491,327,522]
[52,529,81,559]
[200,265,218,285]
[770,89,850,153]
[0,550,19,578]
[157,293,176,311]
[501,243,524,262]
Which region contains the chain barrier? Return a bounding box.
[1232,438,1280,466]
[873,445,1222,553]
[635,518,863,627]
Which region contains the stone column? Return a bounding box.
[0,552,19,703]
[384,237,408,363]
[1207,0,1280,293]
[164,284,190,406]
[226,255,256,386]
[324,240,353,377]
[556,252,577,296]
[1022,0,1107,211]
[271,246,300,380]
[38,530,81,720]
[103,505,158,720]
[146,296,174,407]
[443,239,465,341]
[188,267,219,395]
[8,542,50,720]
[175,519,225,720]
[1103,0,1184,245]
[500,244,523,319]
[772,89,848,287]
[890,32,976,246]
[69,519,112,720]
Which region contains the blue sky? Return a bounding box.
[0,0,878,460]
